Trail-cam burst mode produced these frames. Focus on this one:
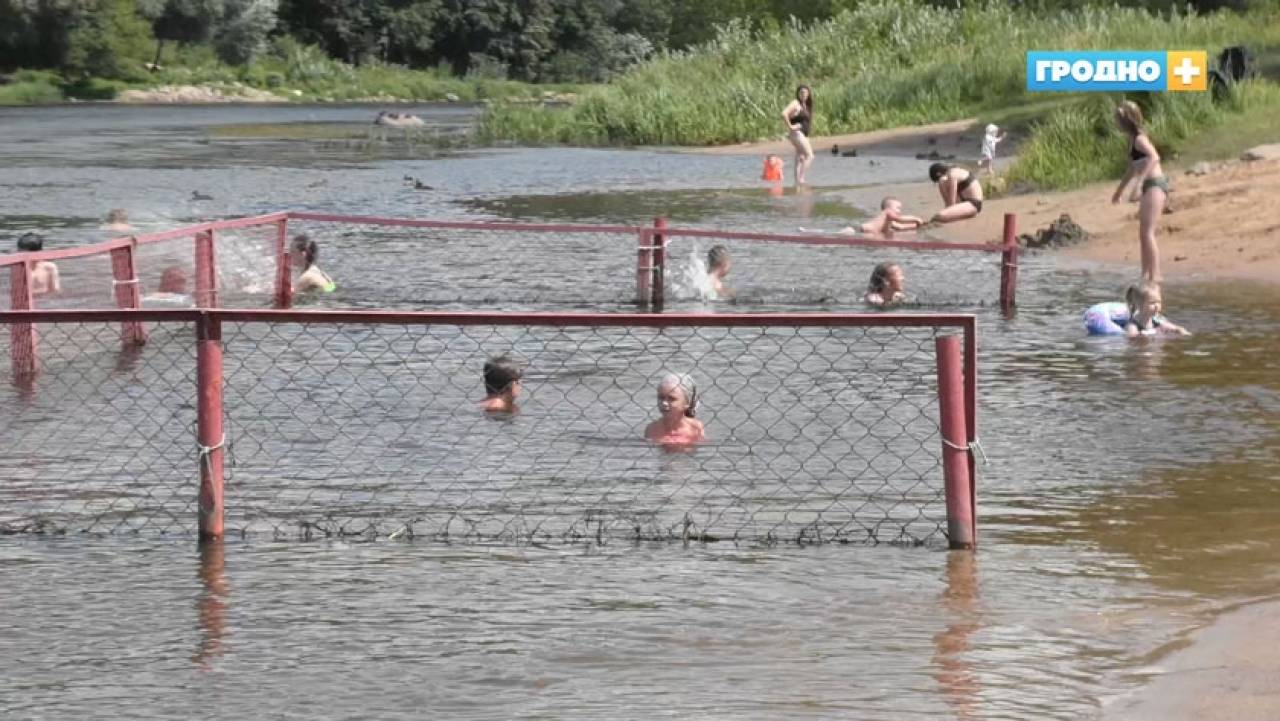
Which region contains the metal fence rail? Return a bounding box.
[2,212,1018,313]
[1,309,978,547]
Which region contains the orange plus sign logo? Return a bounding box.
[1167,51,1207,92]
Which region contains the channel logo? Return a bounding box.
[1027,51,1207,92]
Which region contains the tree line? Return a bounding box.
[0,0,1260,84]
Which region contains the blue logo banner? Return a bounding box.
[1027,51,1166,92]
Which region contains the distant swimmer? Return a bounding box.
[1112,100,1167,283]
[102,209,133,233]
[839,197,926,237]
[290,234,336,294]
[16,233,60,296]
[928,163,984,224]
[191,191,213,202]
[864,262,906,308]
[644,373,706,447]
[781,85,815,186]
[706,245,732,299]
[480,354,523,413]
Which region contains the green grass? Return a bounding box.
[1005,79,1280,189]
[0,39,587,106]
[479,0,1280,150]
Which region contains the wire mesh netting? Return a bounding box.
[1,314,972,546]
[0,320,197,534]
[283,220,645,309]
[662,232,1004,308]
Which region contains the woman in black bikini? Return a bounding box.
[781,85,815,185]
[928,163,984,224]
[1111,100,1167,283]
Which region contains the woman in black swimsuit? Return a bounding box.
[928,163,984,224]
[1111,100,1167,282]
[781,85,815,185]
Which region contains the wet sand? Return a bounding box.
[1102,600,1280,721]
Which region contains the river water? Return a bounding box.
[1,103,1278,719]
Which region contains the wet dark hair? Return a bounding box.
[928,163,951,182]
[483,355,522,396]
[795,85,814,116]
[707,245,730,272]
[17,232,43,252]
[290,233,318,267]
[868,262,901,294]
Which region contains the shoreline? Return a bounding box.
[729,124,1280,284]
[1102,598,1280,721]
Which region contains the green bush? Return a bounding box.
[480,0,1280,147]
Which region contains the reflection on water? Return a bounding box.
[2,105,1280,718]
[194,541,230,671]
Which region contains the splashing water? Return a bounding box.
[670,245,719,301]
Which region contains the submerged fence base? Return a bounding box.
[1,309,978,548]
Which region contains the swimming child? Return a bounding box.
[290,234,337,294]
[102,209,133,233]
[644,373,706,447]
[143,265,192,306]
[841,197,926,237]
[864,262,906,307]
[707,245,732,298]
[1124,281,1189,337]
[481,355,523,413]
[977,124,1006,177]
[16,233,60,296]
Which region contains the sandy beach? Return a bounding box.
[706,126,1280,283]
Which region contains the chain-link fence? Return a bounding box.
[661,226,1012,309]
[1,310,977,547]
[3,212,1017,314]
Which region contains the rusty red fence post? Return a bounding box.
[194,230,218,308]
[110,242,147,347]
[1000,213,1018,316]
[274,219,291,309]
[652,217,666,310]
[936,335,975,550]
[9,262,37,378]
[635,230,651,309]
[196,311,225,541]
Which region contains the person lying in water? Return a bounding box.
[839,197,926,237]
[864,261,906,308]
[1124,281,1190,337]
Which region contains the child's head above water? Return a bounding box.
[483,354,523,398]
[1125,280,1162,319]
[290,233,318,268]
[879,196,902,212]
[158,266,188,294]
[658,373,698,418]
[707,245,730,275]
[16,232,43,252]
[868,262,904,294]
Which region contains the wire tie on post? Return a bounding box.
[197,435,226,474]
[942,437,987,465]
